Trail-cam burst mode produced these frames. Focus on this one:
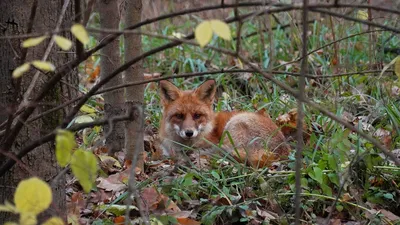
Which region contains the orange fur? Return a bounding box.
[159,80,290,168]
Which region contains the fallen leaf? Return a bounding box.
[113,216,125,224]
[98,155,122,173]
[380,209,400,223]
[176,217,201,225]
[161,195,181,213]
[138,187,162,211]
[97,173,127,192]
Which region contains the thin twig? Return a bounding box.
[8,68,389,130]
[0,109,134,177]
[21,0,71,107]
[234,0,242,55]
[294,0,308,224]
[124,105,149,225]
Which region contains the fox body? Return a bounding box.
[159,80,290,167]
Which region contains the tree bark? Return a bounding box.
[0,0,75,222]
[98,0,125,155]
[124,0,145,169]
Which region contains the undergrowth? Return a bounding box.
[82,9,400,225]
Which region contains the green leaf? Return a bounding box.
[301,178,308,188]
[312,167,323,184]
[71,24,89,45]
[14,177,52,215]
[71,149,98,193]
[320,183,333,196]
[31,60,55,72]
[336,204,344,212]
[328,155,338,171]
[328,173,340,187]
[211,170,220,180]
[183,173,194,186]
[195,21,213,48]
[54,35,72,50]
[22,36,48,48]
[210,20,231,41]
[55,129,75,167]
[383,193,394,201]
[12,63,31,78]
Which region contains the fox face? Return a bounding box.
[159,80,216,146]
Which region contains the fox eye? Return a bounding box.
[174,113,184,119]
[193,113,202,119]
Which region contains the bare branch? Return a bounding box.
[21,0,71,107]
[0,108,134,177]
[294,0,308,223]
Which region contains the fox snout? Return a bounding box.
[177,127,199,139]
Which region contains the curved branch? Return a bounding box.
[0,108,134,177]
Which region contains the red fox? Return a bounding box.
[159,79,290,168]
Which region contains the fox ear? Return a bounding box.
[159,80,181,104]
[194,80,216,103]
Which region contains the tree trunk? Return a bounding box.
[124,0,145,169]
[0,0,75,222]
[98,0,125,156]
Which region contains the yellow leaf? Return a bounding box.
[55,130,75,167]
[54,35,72,51]
[379,56,400,78]
[395,55,400,79]
[98,155,122,168]
[71,24,89,45]
[20,212,37,225]
[195,21,213,48]
[12,63,31,78]
[71,149,98,193]
[210,20,231,41]
[42,216,65,225]
[356,10,368,20]
[79,105,97,114]
[74,115,94,124]
[0,201,17,213]
[4,222,19,225]
[31,61,55,72]
[22,36,48,48]
[67,215,79,225]
[14,177,52,215]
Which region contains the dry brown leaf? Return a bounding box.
[342,193,353,202]
[97,172,127,192]
[276,108,310,143]
[113,216,125,225]
[379,209,400,223]
[176,217,201,225]
[161,195,181,213]
[139,187,161,210]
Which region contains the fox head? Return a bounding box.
[159,80,216,144]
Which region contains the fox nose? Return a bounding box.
[185,130,194,137]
